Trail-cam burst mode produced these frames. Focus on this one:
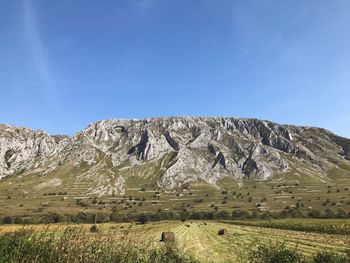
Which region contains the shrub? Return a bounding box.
[109,212,119,222]
[14,217,23,224]
[279,208,304,218]
[218,210,231,220]
[232,210,251,219]
[99,212,110,223]
[248,242,306,263]
[2,216,13,224]
[336,209,347,218]
[325,209,336,218]
[89,224,99,233]
[22,217,34,224]
[309,210,323,218]
[41,213,67,223]
[313,250,349,263]
[138,213,149,224]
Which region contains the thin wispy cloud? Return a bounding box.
[22,0,55,93]
[134,0,153,8]
[131,0,154,14]
[0,72,46,89]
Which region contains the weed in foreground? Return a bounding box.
[0,227,198,263]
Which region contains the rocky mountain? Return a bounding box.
[0,117,350,196]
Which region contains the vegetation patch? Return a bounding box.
[0,227,198,263]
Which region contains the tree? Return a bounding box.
[109,212,119,222]
[309,210,323,218]
[14,217,23,224]
[232,210,250,219]
[2,216,13,224]
[336,208,347,218]
[324,208,336,218]
[92,212,109,223]
[218,210,231,220]
[138,213,149,224]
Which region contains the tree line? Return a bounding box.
[1,206,350,225]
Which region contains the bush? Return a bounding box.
[232,210,251,219]
[138,213,149,224]
[22,217,34,224]
[41,213,67,223]
[309,210,323,218]
[313,250,349,263]
[92,212,109,223]
[109,212,120,222]
[218,210,231,220]
[2,216,13,224]
[336,209,347,218]
[14,217,23,224]
[280,208,304,218]
[248,242,306,263]
[89,225,99,233]
[325,209,336,218]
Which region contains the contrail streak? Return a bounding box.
[0,72,46,88]
[22,0,55,92]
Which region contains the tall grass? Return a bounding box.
[228,220,350,235]
[247,242,350,263]
[0,227,198,263]
[1,225,349,262]
[248,242,307,263]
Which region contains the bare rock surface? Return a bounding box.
[1,117,349,194]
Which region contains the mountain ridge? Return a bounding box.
[1,117,350,193]
[2,116,344,138]
[1,116,350,218]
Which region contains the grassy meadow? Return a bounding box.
[1,220,350,262]
[1,154,350,261]
[1,164,350,220]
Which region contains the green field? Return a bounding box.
[1,151,350,225]
[1,220,349,262]
[1,162,350,219]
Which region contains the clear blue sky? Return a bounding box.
[0,0,349,137]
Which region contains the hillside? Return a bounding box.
[0,117,350,218]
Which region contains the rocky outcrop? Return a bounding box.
[0,124,58,179]
[0,117,349,192]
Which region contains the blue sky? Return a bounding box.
[0,0,349,137]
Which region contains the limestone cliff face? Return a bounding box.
[0,117,349,193]
[0,125,58,179]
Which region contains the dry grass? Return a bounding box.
[1,221,349,262]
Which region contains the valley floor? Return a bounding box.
[1,220,349,262]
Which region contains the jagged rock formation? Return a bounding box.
[0,117,349,194]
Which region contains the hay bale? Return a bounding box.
[160,232,175,242]
[90,225,99,233]
[218,228,227,235]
